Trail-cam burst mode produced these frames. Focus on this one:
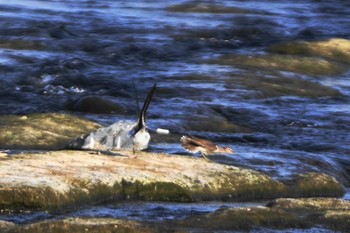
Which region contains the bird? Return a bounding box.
[180,135,234,160]
[68,84,157,152]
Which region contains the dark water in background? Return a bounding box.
[0,0,350,227]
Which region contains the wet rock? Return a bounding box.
[0,150,285,211]
[172,198,350,232]
[267,197,350,210]
[268,38,350,64]
[0,220,15,230]
[173,206,308,231]
[0,39,44,50]
[267,198,350,232]
[183,115,251,133]
[0,113,100,150]
[2,218,153,233]
[225,71,342,98]
[207,54,345,76]
[166,2,270,15]
[72,96,127,114]
[286,172,346,198]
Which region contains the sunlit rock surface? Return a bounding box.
[0,113,100,150]
[0,150,285,211]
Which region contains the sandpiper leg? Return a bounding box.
[201,153,210,161]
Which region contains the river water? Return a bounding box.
[0,0,350,230]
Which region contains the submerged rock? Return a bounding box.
[225,71,342,98]
[206,54,345,76]
[175,206,307,231]
[268,38,350,64]
[166,2,270,15]
[0,113,100,150]
[0,150,285,211]
[72,96,127,114]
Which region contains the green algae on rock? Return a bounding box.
[268,38,350,64]
[0,150,285,211]
[0,113,100,150]
[206,54,345,76]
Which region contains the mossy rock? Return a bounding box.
[268,38,350,64]
[2,218,154,233]
[206,54,345,76]
[286,172,345,198]
[0,113,100,150]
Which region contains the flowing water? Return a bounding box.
[0,0,350,230]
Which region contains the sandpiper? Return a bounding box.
[68,84,157,152]
[180,135,234,160]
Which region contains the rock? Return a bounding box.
[0,220,15,230]
[0,39,44,50]
[174,206,308,231]
[166,2,270,15]
[225,71,342,98]
[266,198,350,232]
[2,218,153,233]
[286,172,346,198]
[170,197,350,232]
[183,115,251,133]
[0,150,285,211]
[72,96,127,114]
[267,197,350,210]
[206,54,345,76]
[268,38,350,64]
[0,113,100,150]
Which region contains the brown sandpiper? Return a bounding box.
[180,135,234,160]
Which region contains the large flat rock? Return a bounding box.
[0,150,285,211]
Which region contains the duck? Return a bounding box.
[68,84,156,152]
[180,135,234,160]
